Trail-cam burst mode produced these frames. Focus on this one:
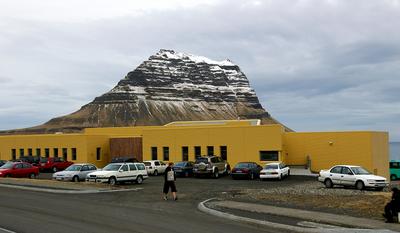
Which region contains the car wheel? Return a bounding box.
[109,177,117,185]
[154,170,158,176]
[72,176,79,182]
[213,168,219,179]
[52,167,58,173]
[391,174,397,181]
[136,175,143,184]
[324,179,333,188]
[287,170,290,177]
[355,181,365,190]
[278,174,283,180]
[250,173,254,180]
[29,173,36,179]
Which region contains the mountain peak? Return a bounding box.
[1,50,285,134]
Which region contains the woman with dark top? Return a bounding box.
[163,162,177,201]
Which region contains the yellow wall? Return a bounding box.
[0,123,390,178]
[142,124,284,167]
[284,131,389,178]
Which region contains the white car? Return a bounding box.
[259,162,290,180]
[318,165,389,191]
[86,162,148,185]
[143,160,167,176]
[53,163,97,182]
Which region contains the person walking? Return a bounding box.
[383,187,400,223]
[163,162,177,201]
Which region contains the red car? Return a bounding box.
[39,157,73,172]
[0,162,39,178]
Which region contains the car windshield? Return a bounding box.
[40,158,48,163]
[264,164,278,169]
[351,167,371,175]
[103,164,122,171]
[235,163,250,168]
[195,158,208,164]
[0,162,15,169]
[65,165,81,171]
[144,162,151,166]
[174,162,186,167]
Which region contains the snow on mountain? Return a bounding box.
[2,49,282,134]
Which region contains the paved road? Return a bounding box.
[0,175,314,233]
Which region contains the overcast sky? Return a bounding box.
[0,0,399,141]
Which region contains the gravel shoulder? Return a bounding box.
[221,178,398,220]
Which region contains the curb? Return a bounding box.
[0,183,143,194]
[197,199,396,233]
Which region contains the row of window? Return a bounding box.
[10,147,103,161]
[149,146,279,162]
[151,146,228,161]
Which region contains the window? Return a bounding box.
[96,147,101,160]
[54,148,59,157]
[220,146,227,160]
[330,166,342,174]
[259,151,279,161]
[341,167,353,175]
[71,148,77,161]
[154,161,160,166]
[136,164,145,170]
[23,163,32,168]
[45,148,50,157]
[15,163,23,169]
[182,146,189,161]
[151,147,158,160]
[11,149,16,160]
[163,147,169,161]
[390,162,400,169]
[194,146,201,158]
[19,148,24,156]
[81,166,89,171]
[36,148,41,156]
[207,146,214,156]
[120,164,128,172]
[28,148,33,156]
[62,148,68,160]
[88,165,97,170]
[129,164,137,171]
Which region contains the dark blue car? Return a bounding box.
[173,161,194,177]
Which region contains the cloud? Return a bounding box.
[0,0,399,141]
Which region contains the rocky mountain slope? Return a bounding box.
[3,49,286,134]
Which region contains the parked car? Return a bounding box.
[231,162,263,180]
[318,165,389,191]
[39,157,74,172]
[143,160,167,176]
[53,163,98,182]
[173,161,194,177]
[111,157,139,163]
[260,162,290,180]
[86,162,148,185]
[193,156,230,178]
[16,156,41,166]
[390,160,400,180]
[0,162,39,178]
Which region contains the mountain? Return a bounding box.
[2,49,287,134]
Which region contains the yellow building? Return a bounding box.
[0,120,389,178]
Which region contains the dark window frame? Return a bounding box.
[163,147,169,161]
[62,148,68,160]
[259,151,279,161]
[45,148,50,158]
[194,146,201,158]
[207,146,214,156]
[11,149,16,160]
[96,147,101,161]
[53,148,59,157]
[71,148,77,161]
[151,147,158,160]
[182,146,189,161]
[220,146,227,160]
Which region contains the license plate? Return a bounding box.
[236,171,242,173]
[56,177,62,180]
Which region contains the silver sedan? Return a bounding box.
[53,163,98,182]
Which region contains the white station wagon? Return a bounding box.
[86,162,148,185]
[318,165,389,191]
